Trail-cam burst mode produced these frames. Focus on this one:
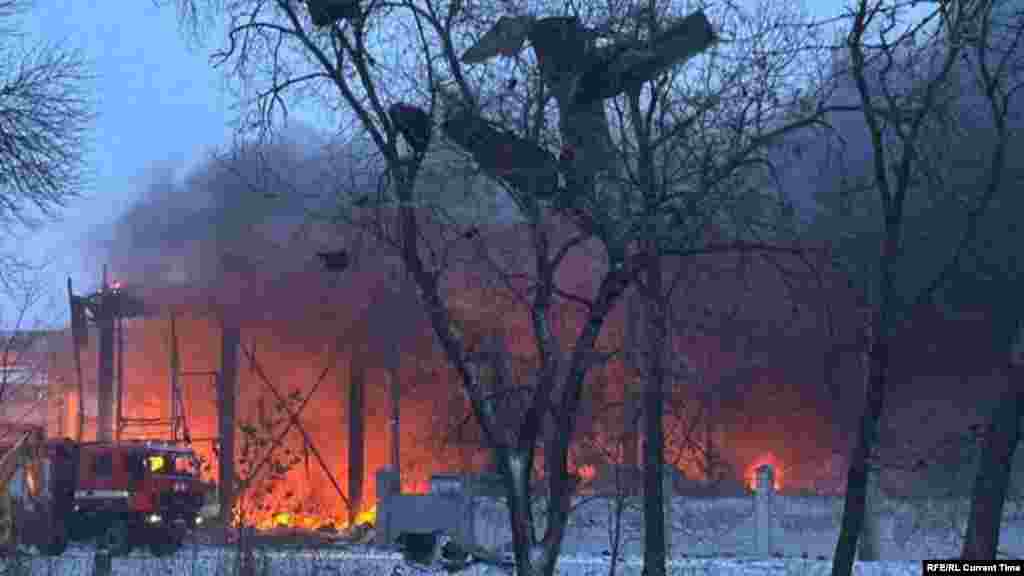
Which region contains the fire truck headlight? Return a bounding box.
[146,514,162,524]
[195,516,203,526]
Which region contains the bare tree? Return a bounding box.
[580,409,638,576]
[962,359,1023,560]
[157,1,838,574]
[0,0,94,232]
[0,265,58,434]
[810,0,1023,573]
[606,0,831,569]
[943,2,1024,561]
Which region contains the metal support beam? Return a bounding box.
[115,316,124,442]
[96,280,115,443]
[239,342,353,515]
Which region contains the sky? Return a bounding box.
[9,1,233,325]
[8,0,926,329]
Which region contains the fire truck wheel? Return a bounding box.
[98,517,132,556]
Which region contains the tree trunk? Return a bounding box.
[859,470,881,561]
[961,369,1023,560]
[858,322,881,562]
[500,447,560,576]
[831,346,886,574]
[642,251,668,576]
[608,470,626,576]
[625,293,643,494]
[831,260,894,576]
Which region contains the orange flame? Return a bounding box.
[251,504,377,532]
[745,452,783,491]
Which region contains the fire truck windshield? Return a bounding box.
[146,453,198,477]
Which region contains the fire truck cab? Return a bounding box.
[69,441,210,556]
[2,436,213,557]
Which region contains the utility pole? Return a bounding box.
[169,315,181,442]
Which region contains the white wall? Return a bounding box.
[465,491,1024,560]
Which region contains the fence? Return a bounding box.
[554,464,1024,560]
[380,465,1024,560]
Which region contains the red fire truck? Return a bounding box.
[1,430,216,557]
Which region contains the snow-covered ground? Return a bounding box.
[7,494,1017,574]
[488,495,1024,560]
[1,547,923,576]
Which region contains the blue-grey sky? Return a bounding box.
[11,0,925,328]
[12,1,233,323]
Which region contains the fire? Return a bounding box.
[354,505,377,526]
[248,504,378,533]
[746,452,783,491]
[577,465,596,482]
[58,254,820,536]
[272,512,293,527]
[259,511,335,531]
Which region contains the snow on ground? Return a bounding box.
[0,547,923,576]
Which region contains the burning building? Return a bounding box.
[56,125,995,536]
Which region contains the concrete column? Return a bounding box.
[348,350,366,525]
[375,468,399,545]
[755,464,774,557]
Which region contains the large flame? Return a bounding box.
[54,267,829,532]
[67,133,852,536]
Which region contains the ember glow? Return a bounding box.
[260,505,376,532]
[746,452,783,491]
